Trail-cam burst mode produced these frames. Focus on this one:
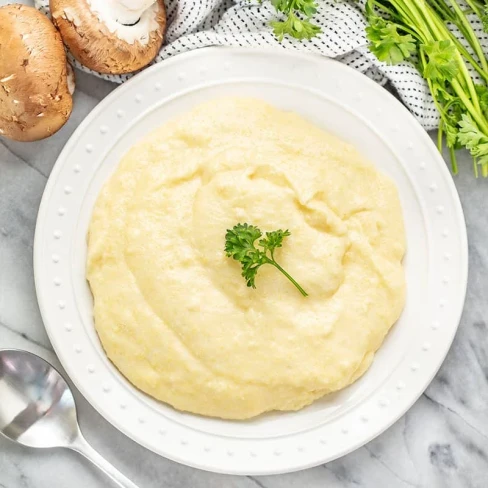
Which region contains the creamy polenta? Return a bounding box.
[87,98,406,419]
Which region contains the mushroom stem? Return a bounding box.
[109,0,156,25]
[66,63,75,95]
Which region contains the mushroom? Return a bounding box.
[50,0,166,74]
[0,4,74,142]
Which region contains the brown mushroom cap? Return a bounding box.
[0,4,73,142]
[50,0,166,74]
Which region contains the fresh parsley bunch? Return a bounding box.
[365,0,488,176]
[225,223,308,297]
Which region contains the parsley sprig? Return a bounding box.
[269,0,322,41]
[224,223,308,297]
[365,0,488,176]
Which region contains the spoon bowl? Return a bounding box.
[0,349,139,488]
[0,349,78,449]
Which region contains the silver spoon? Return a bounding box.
[0,349,139,488]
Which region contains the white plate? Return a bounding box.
[34,48,468,475]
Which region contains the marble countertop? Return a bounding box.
[1,47,488,488]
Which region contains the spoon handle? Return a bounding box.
[70,433,140,488]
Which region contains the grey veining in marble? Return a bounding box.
[1,5,488,487]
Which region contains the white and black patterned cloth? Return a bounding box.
[36,0,488,131]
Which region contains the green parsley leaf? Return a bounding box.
[482,4,488,33]
[475,84,488,118]
[294,0,319,17]
[444,122,459,148]
[422,40,460,82]
[259,229,291,255]
[458,114,488,170]
[443,101,464,149]
[271,13,321,41]
[271,0,290,14]
[366,17,416,65]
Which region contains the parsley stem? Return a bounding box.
[445,0,488,74]
[452,79,488,133]
[268,259,309,297]
[429,0,455,20]
[463,0,482,19]
[437,119,444,153]
[449,146,458,174]
[367,0,398,19]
